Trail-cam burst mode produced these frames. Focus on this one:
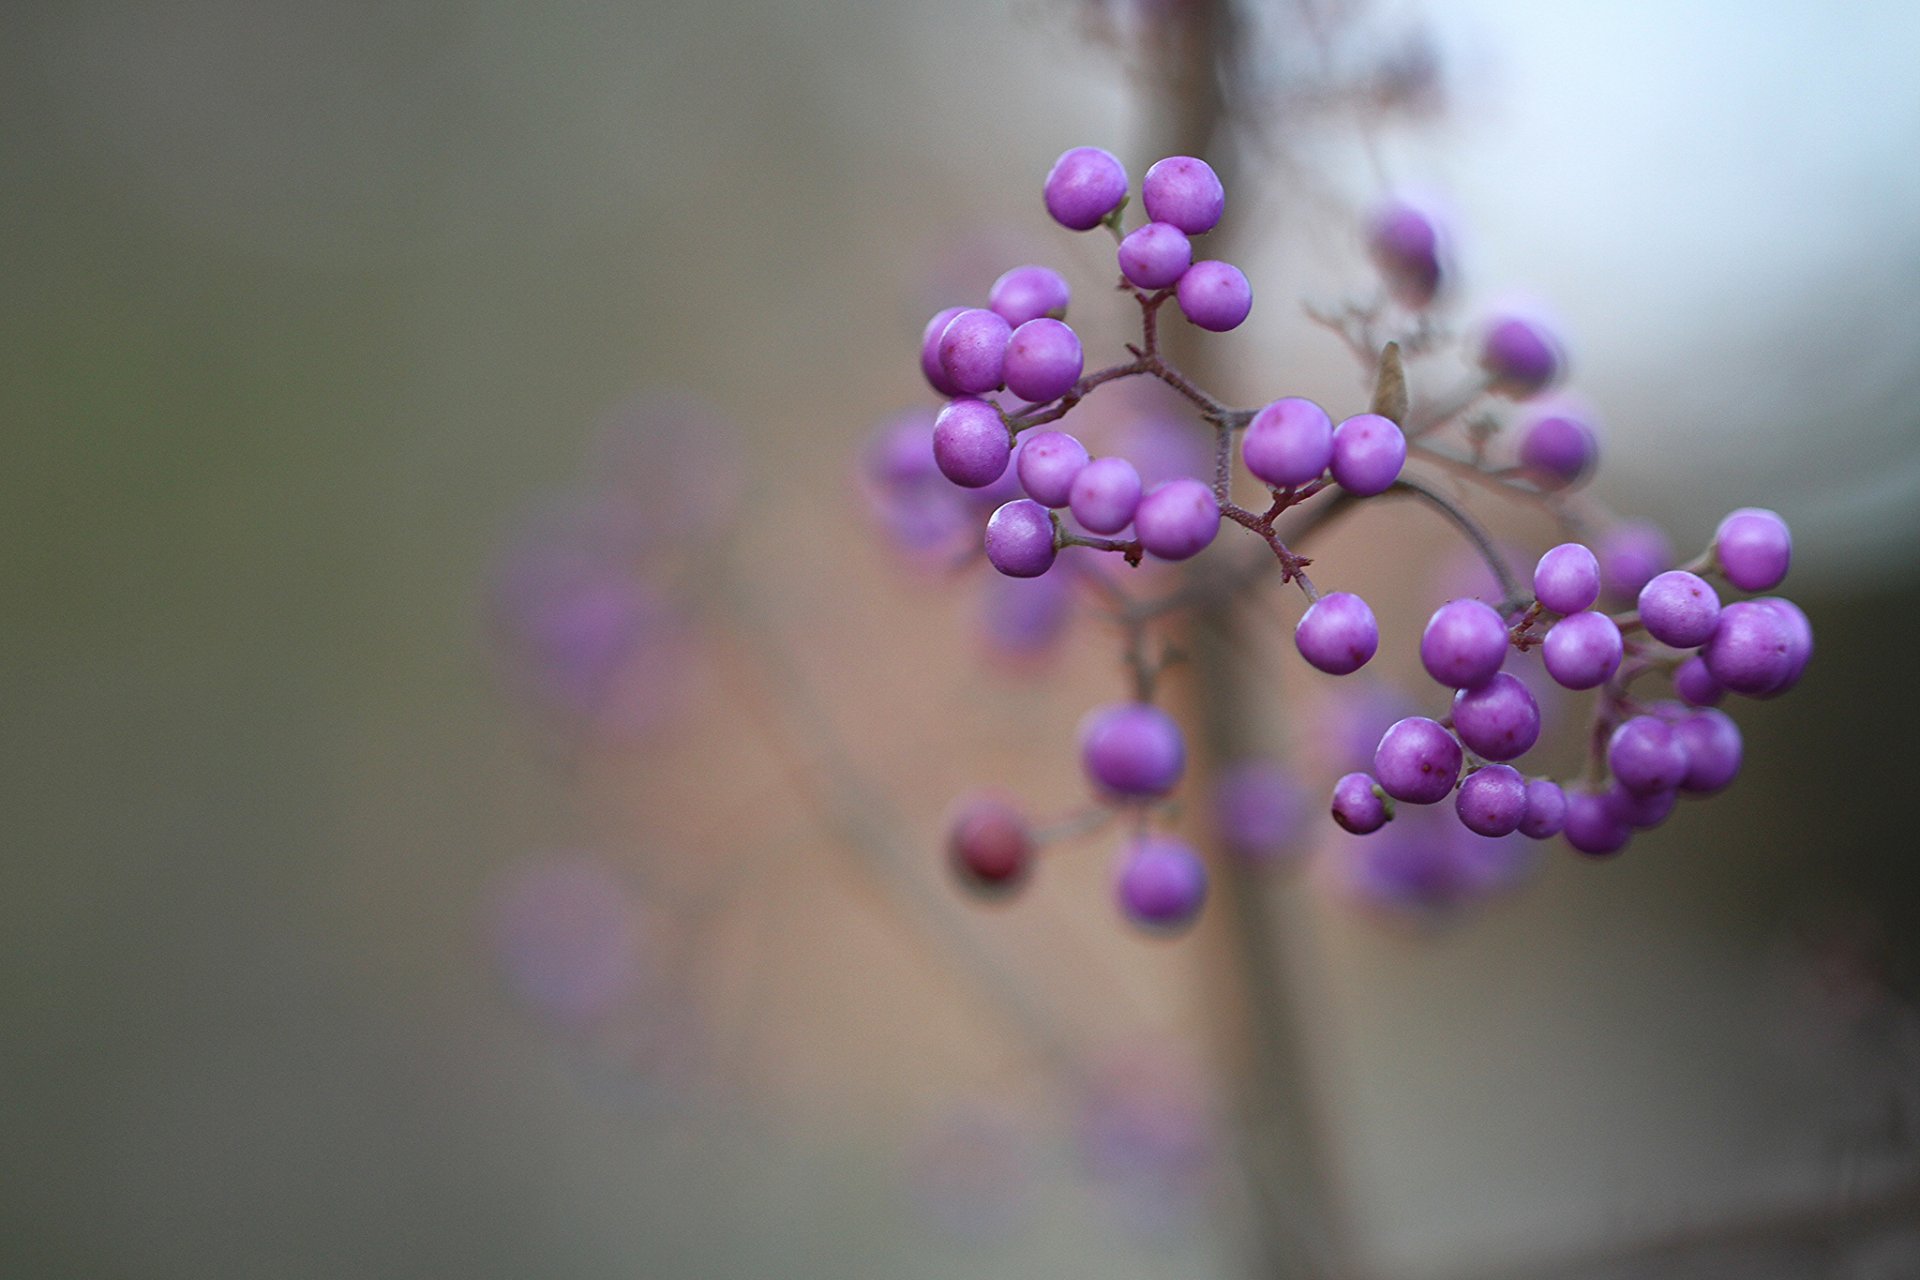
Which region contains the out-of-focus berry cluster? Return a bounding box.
[864,147,1811,934]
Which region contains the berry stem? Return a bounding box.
[1387,475,1529,614]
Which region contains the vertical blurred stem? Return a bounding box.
[1145,5,1350,1277]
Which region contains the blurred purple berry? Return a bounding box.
[1562,790,1631,857]
[1673,655,1723,707]
[1638,570,1721,648]
[1608,715,1689,794]
[1069,456,1144,535]
[1016,431,1090,509]
[1366,199,1442,307]
[1115,837,1208,930]
[988,264,1071,328]
[1674,708,1742,794]
[1081,702,1186,799]
[920,306,969,397]
[1517,779,1567,839]
[1450,671,1541,761]
[1597,520,1674,606]
[1479,316,1563,397]
[1213,760,1309,862]
[1714,507,1792,592]
[1517,413,1597,489]
[948,795,1034,897]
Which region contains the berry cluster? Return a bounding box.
[879,147,1812,933]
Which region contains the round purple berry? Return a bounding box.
[1420,598,1511,690]
[988,265,1071,328]
[1756,597,1813,697]
[1673,655,1723,707]
[1517,413,1597,489]
[1714,508,1792,592]
[948,794,1034,897]
[1174,260,1252,332]
[1533,542,1601,615]
[1115,837,1208,930]
[1456,764,1527,837]
[1068,456,1143,535]
[1700,599,1796,696]
[1638,570,1721,648]
[1134,478,1219,561]
[938,308,1013,395]
[1605,782,1676,831]
[932,397,1012,489]
[1213,760,1308,862]
[1450,671,1541,761]
[1117,222,1193,290]
[1597,520,1673,606]
[1294,592,1379,676]
[1081,702,1186,799]
[1542,611,1623,690]
[920,306,968,397]
[1044,147,1129,231]
[1003,318,1084,404]
[1607,715,1688,794]
[1674,708,1742,794]
[1015,431,1089,509]
[1366,199,1442,307]
[1373,716,1464,805]
[1242,397,1334,488]
[1517,778,1567,839]
[1332,772,1390,835]
[1142,156,1225,235]
[1329,413,1406,496]
[1479,316,1562,397]
[1562,789,1631,857]
[985,499,1058,579]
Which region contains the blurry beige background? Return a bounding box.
[4,1,1919,1278]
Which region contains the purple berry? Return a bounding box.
[1714,507,1792,592]
[1174,260,1252,332]
[1366,200,1442,307]
[1329,412,1406,496]
[1700,599,1796,696]
[1081,702,1186,799]
[1674,708,1742,794]
[1242,397,1334,488]
[1294,592,1379,676]
[1597,520,1673,606]
[1542,611,1623,690]
[1044,147,1129,231]
[1068,456,1143,535]
[1605,782,1676,831]
[1456,764,1527,837]
[984,499,1058,578]
[932,397,1012,488]
[1480,316,1562,397]
[1562,789,1631,857]
[1134,478,1219,561]
[1607,715,1689,794]
[1420,598,1511,690]
[1213,760,1309,862]
[1673,655,1723,707]
[1115,837,1208,930]
[948,795,1034,897]
[979,569,1074,664]
[1142,156,1225,235]
[1016,431,1090,509]
[1517,413,1597,489]
[1533,542,1601,615]
[920,306,968,397]
[1373,716,1464,805]
[988,265,1071,328]
[1117,222,1193,290]
[1331,772,1390,835]
[1450,671,1541,761]
[1756,597,1813,697]
[1638,570,1721,648]
[1003,318,1084,404]
[938,308,1013,395]
[1517,779,1567,839]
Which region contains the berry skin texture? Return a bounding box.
[1080,702,1186,799]
[1175,260,1252,332]
[948,795,1034,897]
[1607,715,1689,794]
[1115,837,1208,931]
[1294,592,1379,676]
[1479,316,1562,397]
[1702,598,1806,696]
[1533,542,1601,615]
[1517,414,1597,489]
[1134,478,1220,561]
[1242,397,1334,488]
[920,306,968,397]
[1517,779,1567,839]
[1638,570,1721,648]
[932,398,1012,489]
[1373,716,1464,805]
[1366,200,1442,307]
[1117,222,1193,290]
[1420,598,1511,690]
[1329,413,1406,496]
[1142,156,1226,235]
[1450,671,1541,761]
[984,499,1058,578]
[1002,318,1084,404]
[1332,772,1390,835]
[1015,431,1089,509]
[1542,611,1623,690]
[1562,790,1631,856]
[1044,147,1129,231]
[988,265,1071,328]
[1456,764,1527,837]
[937,309,1013,395]
[1068,456,1143,535]
[1715,508,1792,592]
